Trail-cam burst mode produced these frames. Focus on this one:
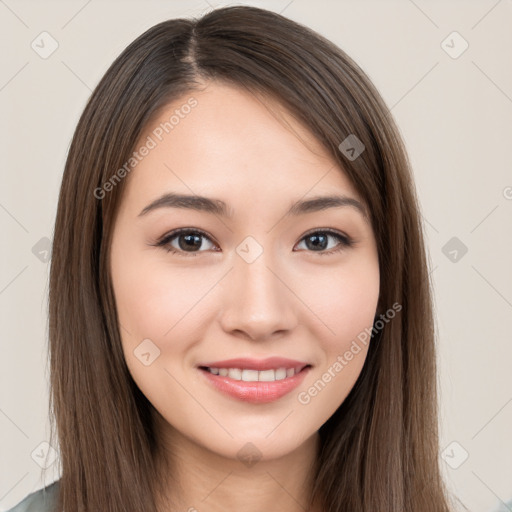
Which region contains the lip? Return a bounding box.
[197,357,309,371]
[197,358,312,404]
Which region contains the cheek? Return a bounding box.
[110,249,209,410]
[293,253,379,410]
[111,246,216,344]
[297,252,380,352]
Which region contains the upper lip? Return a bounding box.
[198,357,311,371]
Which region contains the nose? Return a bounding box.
[218,249,298,342]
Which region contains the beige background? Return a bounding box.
[1,0,511,510]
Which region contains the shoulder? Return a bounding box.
[5,480,60,512]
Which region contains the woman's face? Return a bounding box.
[110,81,380,462]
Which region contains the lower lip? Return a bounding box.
[198,366,311,404]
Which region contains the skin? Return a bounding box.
[110,80,380,512]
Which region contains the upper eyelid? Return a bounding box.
[159,227,215,244]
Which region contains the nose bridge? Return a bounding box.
[219,243,296,340]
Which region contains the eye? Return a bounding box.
[154,228,218,256]
[152,228,354,257]
[294,229,354,256]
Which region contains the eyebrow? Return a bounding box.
[138,192,368,221]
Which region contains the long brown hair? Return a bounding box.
[48,5,455,511]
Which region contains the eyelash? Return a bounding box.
[152,227,354,257]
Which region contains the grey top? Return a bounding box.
[5,481,59,512]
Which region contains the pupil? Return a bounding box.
[307,234,327,250]
[180,234,201,251]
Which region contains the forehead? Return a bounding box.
[121,81,363,213]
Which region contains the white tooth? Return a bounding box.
[259,369,276,382]
[275,368,287,380]
[211,366,298,380]
[241,369,259,382]
[228,368,242,380]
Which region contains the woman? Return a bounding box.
[9,5,456,511]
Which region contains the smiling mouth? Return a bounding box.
[197,364,312,403]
